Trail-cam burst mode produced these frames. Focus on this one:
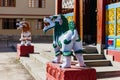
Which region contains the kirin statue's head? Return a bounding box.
[16,21,31,32]
[43,15,62,33]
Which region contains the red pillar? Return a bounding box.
[74,0,81,39]
[96,0,108,54]
[97,0,107,44]
[56,0,62,14]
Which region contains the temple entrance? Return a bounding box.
[57,0,97,45]
[82,0,97,45]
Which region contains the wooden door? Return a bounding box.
[81,0,97,44]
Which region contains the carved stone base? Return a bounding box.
[46,62,96,80]
[17,44,34,57]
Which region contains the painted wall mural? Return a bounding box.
[106,2,120,49]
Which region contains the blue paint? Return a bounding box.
[106,2,120,50]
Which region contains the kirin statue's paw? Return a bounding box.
[20,43,25,46]
[60,63,71,68]
[52,55,61,63]
[52,59,60,63]
[26,43,31,46]
[52,58,61,63]
[59,56,71,68]
[75,63,86,67]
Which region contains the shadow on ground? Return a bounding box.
[0,40,52,52]
[0,47,16,52]
[0,41,17,52]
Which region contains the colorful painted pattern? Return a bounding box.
[106,8,115,22]
[116,39,120,47]
[106,23,114,36]
[117,7,120,20]
[106,2,120,49]
[117,23,120,36]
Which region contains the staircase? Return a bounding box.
[19,43,120,80]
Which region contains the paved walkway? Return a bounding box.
[0,42,35,80]
[1,41,120,80]
[0,40,53,80]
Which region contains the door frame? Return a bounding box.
[56,0,107,54]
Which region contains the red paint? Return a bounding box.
[17,44,34,57]
[97,0,107,44]
[108,40,113,45]
[107,50,120,62]
[46,62,96,80]
[74,0,80,35]
[56,0,62,14]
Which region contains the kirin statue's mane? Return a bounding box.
[54,13,74,42]
[54,14,69,42]
[22,22,31,32]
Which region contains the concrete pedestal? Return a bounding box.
[46,62,96,80]
[17,44,34,57]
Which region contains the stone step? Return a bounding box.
[83,45,97,53]
[20,53,120,80]
[83,54,105,60]
[73,54,105,60]
[72,60,111,67]
[30,53,111,67]
[97,77,120,80]
[36,50,105,61]
[94,66,120,79]
[19,43,120,80]
[85,60,112,67]
[29,53,49,67]
[20,57,46,80]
